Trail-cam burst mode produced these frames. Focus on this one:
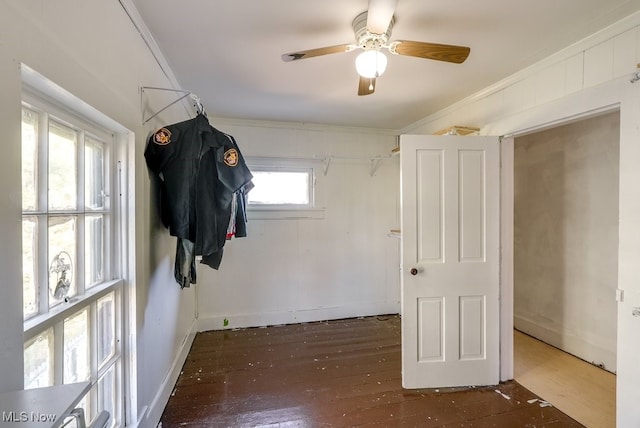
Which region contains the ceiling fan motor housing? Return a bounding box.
[280,6,470,96]
[353,11,395,50]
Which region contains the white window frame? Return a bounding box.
[21,99,117,315]
[21,77,127,428]
[246,158,325,220]
[248,167,314,207]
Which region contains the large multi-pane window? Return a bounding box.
[21,94,123,428]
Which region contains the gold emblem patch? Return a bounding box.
[153,128,172,145]
[224,148,238,167]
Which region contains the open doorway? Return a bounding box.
[511,111,619,426]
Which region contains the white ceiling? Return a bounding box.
[130,0,640,130]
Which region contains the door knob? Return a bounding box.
[410,268,418,276]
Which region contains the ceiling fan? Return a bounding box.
[281,0,470,96]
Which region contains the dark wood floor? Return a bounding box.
[160,315,583,427]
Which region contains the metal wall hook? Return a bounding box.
[141,86,204,124]
[630,64,640,83]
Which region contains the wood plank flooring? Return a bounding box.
[160,315,583,427]
[514,330,616,428]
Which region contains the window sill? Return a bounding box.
[24,279,123,339]
[247,207,325,220]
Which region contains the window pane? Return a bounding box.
[98,365,116,427]
[85,137,105,210]
[68,390,91,428]
[49,121,77,210]
[24,329,54,389]
[64,309,90,384]
[97,292,115,366]
[22,217,38,318]
[48,216,77,305]
[248,171,310,205]
[85,214,104,287]
[22,108,38,212]
[22,97,121,428]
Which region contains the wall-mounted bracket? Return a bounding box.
[370,157,383,176]
[316,154,389,176]
[323,156,332,176]
[140,86,205,125]
[630,64,640,83]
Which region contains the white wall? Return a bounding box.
[0,10,25,393]
[404,11,640,427]
[513,112,619,372]
[0,1,197,427]
[196,120,401,330]
[0,3,400,426]
[4,1,640,426]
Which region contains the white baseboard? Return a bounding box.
[141,318,198,428]
[514,314,616,373]
[197,301,400,332]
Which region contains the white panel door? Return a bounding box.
[400,134,500,388]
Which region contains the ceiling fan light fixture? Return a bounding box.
[355,50,387,78]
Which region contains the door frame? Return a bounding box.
[497,106,621,381]
[500,138,514,381]
[401,113,618,382]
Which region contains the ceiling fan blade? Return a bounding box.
[366,0,398,34]
[391,40,470,64]
[358,76,376,96]
[281,44,354,62]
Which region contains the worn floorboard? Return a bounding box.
[160,315,583,427]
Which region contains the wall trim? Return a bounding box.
[208,115,399,136]
[117,0,181,90]
[119,1,400,136]
[197,302,400,332]
[401,9,640,135]
[484,77,624,138]
[514,315,617,373]
[117,0,192,119]
[500,138,514,382]
[141,318,198,428]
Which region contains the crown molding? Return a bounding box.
[118,0,189,102]
[401,9,640,134]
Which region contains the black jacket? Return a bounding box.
[145,114,253,277]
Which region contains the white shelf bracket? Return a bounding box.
[630,64,640,83]
[323,156,332,176]
[370,157,383,176]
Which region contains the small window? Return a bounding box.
[248,169,312,206]
[245,160,325,220]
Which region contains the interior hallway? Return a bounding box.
[160,316,586,427]
[514,330,616,428]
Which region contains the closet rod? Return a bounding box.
[246,154,392,162]
[246,154,393,177]
[141,86,202,125]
